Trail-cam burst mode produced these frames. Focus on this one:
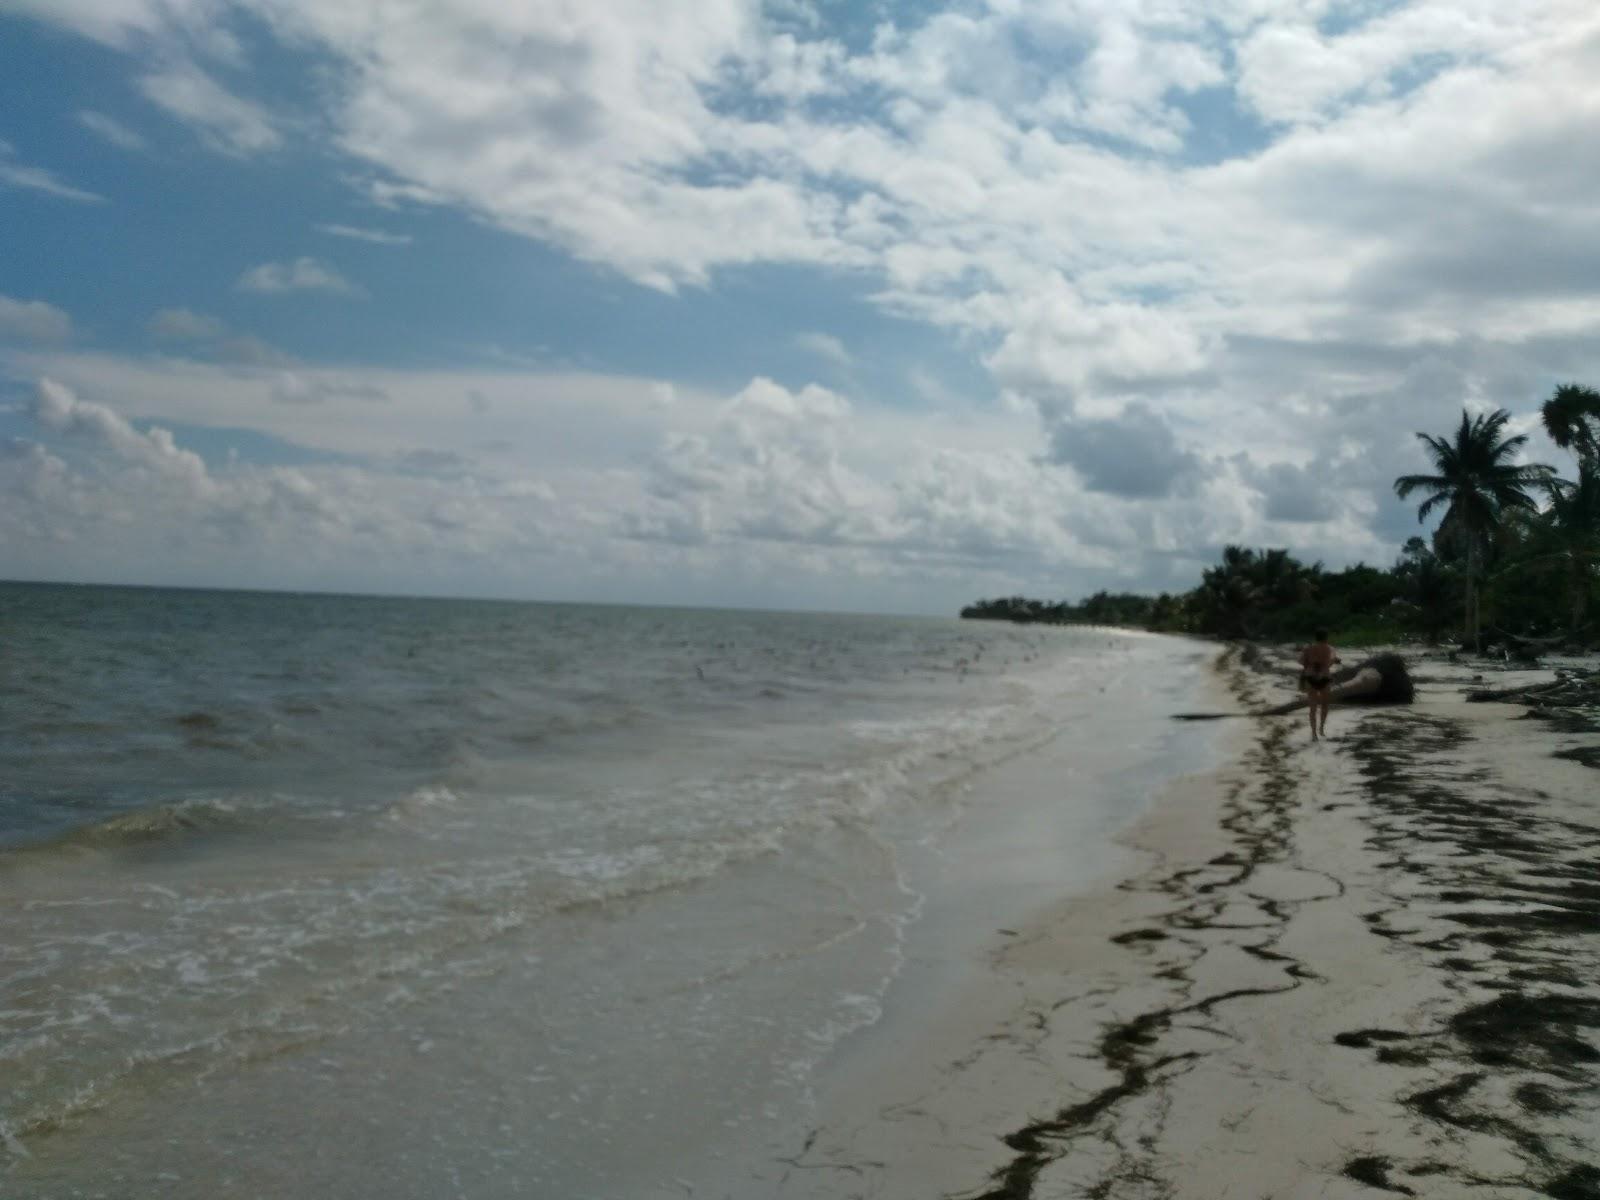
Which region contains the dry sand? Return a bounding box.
[742,645,1600,1200]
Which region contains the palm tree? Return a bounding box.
[1196,546,1260,638]
[1540,383,1600,468]
[1195,545,1318,638]
[1393,538,1459,643]
[1525,462,1600,634]
[1394,408,1554,652]
[1408,554,1459,644]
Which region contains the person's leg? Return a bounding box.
[1317,692,1330,737]
[1308,697,1318,740]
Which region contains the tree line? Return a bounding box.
[962,385,1600,649]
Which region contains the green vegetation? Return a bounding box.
[1393,408,1552,651]
[962,387,1600,650]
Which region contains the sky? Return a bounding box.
[2,0,1598,615]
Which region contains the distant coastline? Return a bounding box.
[965,389,1600,654]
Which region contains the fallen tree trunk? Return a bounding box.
[1175,653,1414,721]
[1467,669,1600,707]
[1259,653,1415,716]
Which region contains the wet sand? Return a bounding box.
[745,645,1600,1199]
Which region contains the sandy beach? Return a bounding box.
[10,3,1600,1195]
[738,645,1600,1200]
[5,618,1595,1199]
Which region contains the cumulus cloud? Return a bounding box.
[237,258,362,296]
[3,351,1415,608]
[4,374,565,593]
[1239,458,1339,523]
[21,4,1600,360]
[0,295,73,343]
[634,378,863,544]
[1231,4,1567,128]
[10,0,1600,602]
[630,376,1125,578]
[34,377,210,492]
[985,291,1216,407]
[1047,403,1205,499]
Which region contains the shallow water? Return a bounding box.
[1,582,1219,1196]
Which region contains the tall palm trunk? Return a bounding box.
[1573,563,1586,633]
[1467,539,1482,652]
[1394,408,1555,655]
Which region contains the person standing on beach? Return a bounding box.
[1299,630,1340,741]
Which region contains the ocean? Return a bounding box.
[1,582,1220,1197]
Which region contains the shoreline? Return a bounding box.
[6,634,1593,1198]
[0,627,1222,1200]
[738,644,1599,1199]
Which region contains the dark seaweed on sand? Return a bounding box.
[975,647,1598,1200]
[1337,710,1600,1198]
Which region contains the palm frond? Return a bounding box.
[1415,493,1447,522]
[1394,473,1445,500]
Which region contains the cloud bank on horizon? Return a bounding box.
[2,0,1598,613]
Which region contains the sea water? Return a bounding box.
[0,582,1219,1197]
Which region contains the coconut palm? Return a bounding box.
[1196,546,1258,638]
[1408,554,1458,644]
[1195,545,1319,638]
[1524,462,1600,634]
[1393,538,1459,643]
[1394,408,1554,652]
[1540,383,1600,468]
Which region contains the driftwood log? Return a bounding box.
[1175,653,1414,721]
[1466,669,1600,708]
[1260,653,1415,716]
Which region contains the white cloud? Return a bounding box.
[236,258,362,296]
[315,223,413,246]
[0,295,73,343]
[212,334,293,365]
[138,63,282,156]
[4,355,1181,606]
[7,343,1456,607]
[268,371,389,405]
[149,307,225,340]
[1232,3,1564,127]
[144,308,292,364]
[1238,458,1339,523]
[77,109,147,150]
[0,0,225,47]
[748,31,846,101]
[793,332,852,367]
[9,351,709,465]
[34,377,210,493]
[0,138,106,203]
[3,377,553,592]
[1047,403,1205,499]
[23,1,1600,367]
[9,0,1600,603]
[269,371,324,405]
